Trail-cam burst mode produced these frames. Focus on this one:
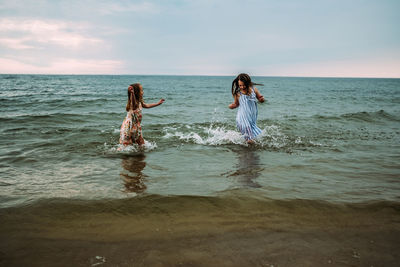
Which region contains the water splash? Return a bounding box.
[160,122,325,152]
[108,140,158,153]
[163,124,245,145]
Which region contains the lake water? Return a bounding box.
[0,75,399,208]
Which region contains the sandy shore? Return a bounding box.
[0,195,399,266]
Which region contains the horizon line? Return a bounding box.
[1,73,400,79]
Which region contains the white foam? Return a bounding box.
[110,122,311,150]
[204,126,245,145]
[163,125,247,146]
[91,256,106,266]
[108,140,157,153]
[257,125,289,148]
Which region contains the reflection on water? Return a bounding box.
[228,148,263,188]
[120,154,147,193]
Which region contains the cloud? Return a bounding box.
[0,1,398,77]
[0,57,124,74]
[0,17,119,74]
[0,37,34,50]
[0,18,103,50]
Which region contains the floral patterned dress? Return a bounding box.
[119,105,143,145]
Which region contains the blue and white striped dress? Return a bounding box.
[236,89,262,141]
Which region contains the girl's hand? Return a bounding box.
[229,93,239,109]
[229,102,238,109]
[142,99,165,108]
[254,88,265,102]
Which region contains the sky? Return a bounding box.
[0,0,399,77]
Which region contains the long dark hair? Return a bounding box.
[231,73,263,96]
[126,83,143,111]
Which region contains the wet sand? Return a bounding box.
[1,195,399,266]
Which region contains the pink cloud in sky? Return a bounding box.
[0,57,124,74]
[0,18,102,50]
[0,17,119,74]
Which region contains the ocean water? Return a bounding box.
[0,74,400,208]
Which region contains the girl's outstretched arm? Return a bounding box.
[254,88,265,102]
[229,94,239,109]
[142,99,165,108]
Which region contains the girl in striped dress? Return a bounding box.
[229,73,265,143]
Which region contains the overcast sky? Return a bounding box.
[0,0,399,77]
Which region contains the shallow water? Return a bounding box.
[1,193,399,266]
[1,75,400,207]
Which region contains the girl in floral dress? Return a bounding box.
[119,83,164,146]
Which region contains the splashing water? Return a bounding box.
[108,140,158,153]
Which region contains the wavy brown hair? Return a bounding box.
[126,83,143,111]
[231,73,263,96]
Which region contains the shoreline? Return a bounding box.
[1,195,399,266]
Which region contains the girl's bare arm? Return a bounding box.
[229,94,239,109]
[254,88,265,102]
[142,99,165,108]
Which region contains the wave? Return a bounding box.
[3,192,399,215]
[0,74,19,79]
[0,113,87,125]
[314,110,400,123]
[3,110,397,155]
[0,111,123,123]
